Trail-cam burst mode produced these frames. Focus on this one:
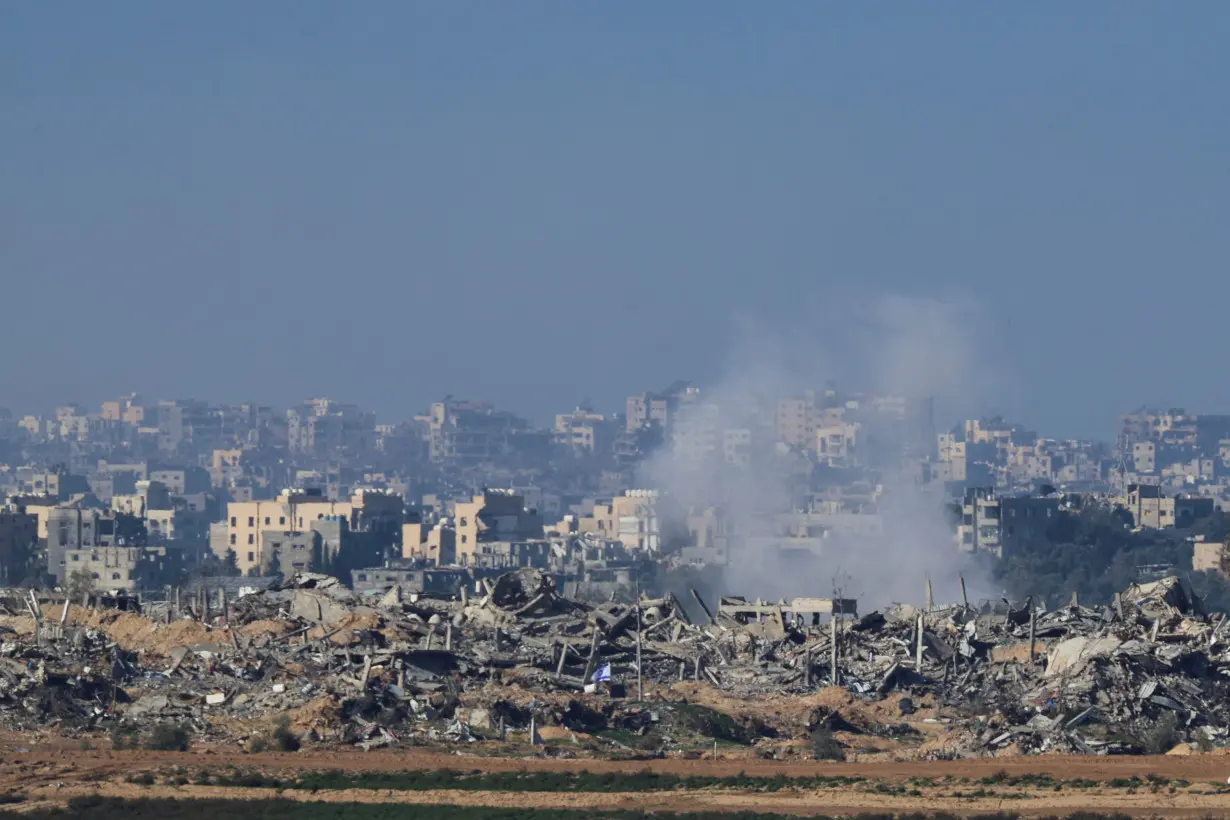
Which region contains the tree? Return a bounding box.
[66,569,96,602]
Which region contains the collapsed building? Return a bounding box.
[0,570,1225,758]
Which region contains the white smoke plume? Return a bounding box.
[637,292,1016,612]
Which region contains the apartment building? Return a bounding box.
[453,490,543,565]
[0,511,37,584]
[553,407,614,455]
[578,489,689,553]
[224,488,403,574]
[956,488,1060,558]
[776,393,817,450]
[1116,484,1215,529]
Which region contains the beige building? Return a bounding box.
[453,490,543,565]
[1116,484,1215,529]
[11,497,59,540]
[577,490,687,553]
[1132,441,1157,473]
[553,408,612,455]
[224,489,403,574]
[776,394,817,450]
[402,521,457,565]
[625,392,672,434]
[1194,538,1226,575]
[211,449,245,487]
[225,492,353,574]
[65,546,142,592]
[816,423,859,466]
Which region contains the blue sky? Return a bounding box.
[3,3,1228,438]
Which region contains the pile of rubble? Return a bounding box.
[0,571,1227,758]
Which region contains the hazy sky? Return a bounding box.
[3,3,1228,439]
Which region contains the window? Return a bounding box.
[230,534,236,545]
[111,573,120,581]
[247,551,254,562]
[230,517,236,526]
[71,554,79,562]
[460,517,467,527]
[91,573,99,580]
[461,535,468,543]
[357,573,368,582]
[248,534,255,545]
[248,516,255,526]
[264,517,270,525]
[279,516,286,525]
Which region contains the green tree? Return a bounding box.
[66,568,96,602]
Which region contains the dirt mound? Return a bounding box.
[239,619,298,638]
[286,695,343,735]
[663,683,935,738]
[310,611,382,646]
[63,607,219,655]
[0,615,35,636]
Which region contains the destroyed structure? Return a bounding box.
[1,568,1226,758]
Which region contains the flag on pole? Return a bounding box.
[593,663,612,683]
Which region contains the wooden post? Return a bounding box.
[830,612,838,685]
[915,613,924,668]
[582,628,602,685]
[804,646,812,687]
[556,641,568,677]
[959,574,969,612]
[1028,597,1037,665]
[635,577,644,701]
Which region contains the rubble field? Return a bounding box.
[2,569,1230,765]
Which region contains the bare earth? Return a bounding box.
[6,736,1230,816]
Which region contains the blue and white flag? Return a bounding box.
[593,663,612,683]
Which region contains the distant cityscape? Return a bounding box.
[0,386,1227,596]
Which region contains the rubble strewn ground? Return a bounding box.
[1,571,1228,762]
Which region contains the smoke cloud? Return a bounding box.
[637,292,1015,612]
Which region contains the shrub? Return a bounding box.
[807,726,846,761]
[270,716,301,752]
[1141,713,1179,755]
[145,723,191,752]
[110,724,139,751]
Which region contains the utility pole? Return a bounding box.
[635,573,644,701]
[915,613,924,668]
[1028,596,1037,665]
[830,611,838,685]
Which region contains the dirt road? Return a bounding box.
[5,738,1230,816]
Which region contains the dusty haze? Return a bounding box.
[639,293,1013,612]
